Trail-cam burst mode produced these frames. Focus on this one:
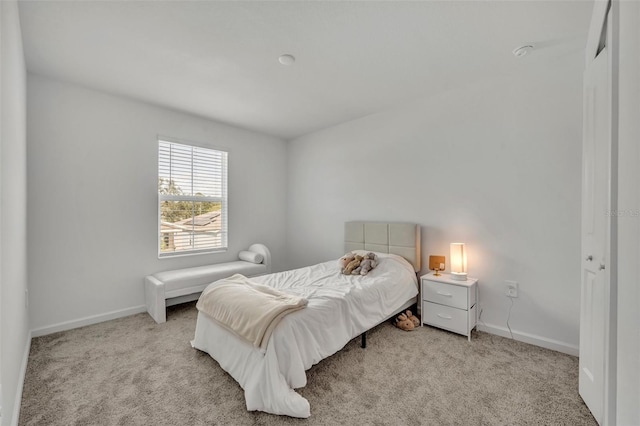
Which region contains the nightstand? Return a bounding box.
[420,272,478,341]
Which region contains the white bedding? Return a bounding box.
[191,251,418,418]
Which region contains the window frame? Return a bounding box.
[157,138,228,258]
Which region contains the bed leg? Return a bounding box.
[361,332,366,349]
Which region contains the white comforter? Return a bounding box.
[191,252,418,418]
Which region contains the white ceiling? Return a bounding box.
[18,1,593,140]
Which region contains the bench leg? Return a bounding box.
[145,276,166,323]
[361,332,366,349]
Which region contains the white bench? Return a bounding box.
[145,244,271,323]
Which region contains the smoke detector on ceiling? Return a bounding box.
[278,54,296,66]
[512,45,534,57]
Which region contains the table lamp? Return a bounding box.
[450,243,467,281]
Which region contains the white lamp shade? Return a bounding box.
[450,243,467,280]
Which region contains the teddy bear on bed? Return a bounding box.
[359,252,378,275]
[338,253,358,274]
[339,253,355,269]
[339,252,379,275]
[341,254,364,275]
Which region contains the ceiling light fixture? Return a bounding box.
[512,45,534,58]
[278,54,295,66]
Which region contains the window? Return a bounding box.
[158,139,228,257]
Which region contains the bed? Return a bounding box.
[191,221,421,418]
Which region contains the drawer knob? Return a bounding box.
[436,291,453,297]
[437,313,453,320]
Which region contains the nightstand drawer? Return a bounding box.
[423,280,468,310]
[423,302,468,335]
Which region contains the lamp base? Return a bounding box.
[450,272,467,281]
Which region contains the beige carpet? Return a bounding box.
[20,302,596,425]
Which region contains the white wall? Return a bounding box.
[0,1,30,425]
[27,74,288,333]
[615,1,640,423]
[287,57,583,354]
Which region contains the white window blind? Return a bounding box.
[158,140,228,257]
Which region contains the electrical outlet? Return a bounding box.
[25,288,29,308]
[505,280,518,298]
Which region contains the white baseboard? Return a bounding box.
[31,305,147,338]
[477,322,579,356]
[11,333,31,426]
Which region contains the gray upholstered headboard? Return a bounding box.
[344,221,421,272]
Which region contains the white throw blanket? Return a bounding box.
[196,274,308,350]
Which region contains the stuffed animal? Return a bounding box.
[358,252,378,275]
[342,255,363,275]
[340,252,379,276]
[338,253,355,269]
[394,313,415,331]
[359,259,374,275]
[405,310,420,327]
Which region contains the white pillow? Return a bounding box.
[238,250,264,264]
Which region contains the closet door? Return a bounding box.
[580,4,614,424]
[579,42,609,425]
